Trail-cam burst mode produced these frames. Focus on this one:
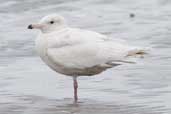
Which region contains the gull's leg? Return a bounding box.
[73,76,78,103]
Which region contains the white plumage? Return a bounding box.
[28,14,146,102]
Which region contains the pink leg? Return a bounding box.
[73,76,78,103]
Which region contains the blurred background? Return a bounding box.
[0,0,171,114]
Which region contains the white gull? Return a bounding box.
[28,14,147,103]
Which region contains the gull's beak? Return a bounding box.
[27,24,44,29]
[28,24,33,29]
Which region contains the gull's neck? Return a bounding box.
[42,24,67,34]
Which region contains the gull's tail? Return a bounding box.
[127,48,149,57]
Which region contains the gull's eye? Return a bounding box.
[50,21,54,24]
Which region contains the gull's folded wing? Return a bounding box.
[47,41,133,69]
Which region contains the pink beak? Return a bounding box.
[28,24,44,29]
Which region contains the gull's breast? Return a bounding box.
[35,35,66,75]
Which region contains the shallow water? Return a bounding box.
[0,0,171,114]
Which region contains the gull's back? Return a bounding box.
[36,26,146,76]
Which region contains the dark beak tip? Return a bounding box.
[28,24,33,29]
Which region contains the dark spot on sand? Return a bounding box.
[129,13,135,18]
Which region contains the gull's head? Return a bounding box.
[28,14,66,33]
